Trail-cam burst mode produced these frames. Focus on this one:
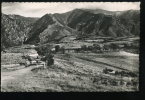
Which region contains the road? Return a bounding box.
[1,65,42,92]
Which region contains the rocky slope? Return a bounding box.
[23,13,79,44]
[83,9,140,23]
[1,13,38,48]
[52,9,140,37]
[1,8,140,46]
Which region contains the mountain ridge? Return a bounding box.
[1,8,140,48]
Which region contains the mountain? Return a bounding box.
[59,9,139,37]
[1,13,39,48]
[115,10,140,24]
[24,13,79,44]
[8,14,39,23]
[83,9,118,15]
[1,8,140,47]
[83,9,140,23]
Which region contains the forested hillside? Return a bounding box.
[1,13,38,49]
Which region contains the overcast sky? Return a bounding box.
[2,2,140,17]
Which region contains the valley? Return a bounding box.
[1,41,139,92]
[1,7,140,92]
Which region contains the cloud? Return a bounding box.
[2,2,140,17]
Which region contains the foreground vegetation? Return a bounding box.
[1,46,139,91]
[1,36,139,92]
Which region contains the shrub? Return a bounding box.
[55,45,60,52]
[103,44,110,50]
[88,46,94,51]
[110,43,119,50]
[45,53,54,66]
[93,44,102,51]
[81,44,87,51]
[47,58,54,66]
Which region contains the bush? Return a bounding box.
[103,44,110,50]
[88,46,94,51]
[45,53,54,66]
[110,43,119,50]
[81,44,87,51]
[55,45,60,52]
[93,44,102,51]
[47,58,54,66]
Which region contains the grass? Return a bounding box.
[54,52,138,91]
[6,44,37,53]
[1,45,38,65]
[1,44,139,92]
[1,53,25,65]
[29,63,138,91]
[56,52,139,73]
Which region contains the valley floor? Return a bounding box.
[1,51,139,92]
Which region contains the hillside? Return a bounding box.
[23,14,79,44]
[1,13,39,48]
[115,10,140,23]
[66,9,139,37]
[83,9,140,23]
[83,9,118,15]
[64,9,140,37]
[1,8,140,46]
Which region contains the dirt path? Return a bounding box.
[1,64,64,92]
[1,65,37,90]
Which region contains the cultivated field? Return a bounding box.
[1,46,139,91]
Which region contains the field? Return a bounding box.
[1,45,139,92]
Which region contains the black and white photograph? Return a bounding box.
[1,2,140,92]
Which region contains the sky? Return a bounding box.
[2,2,140,17]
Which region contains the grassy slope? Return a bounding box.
[1,53,25,65]
[1,46,139,92]
[1,45,37,65]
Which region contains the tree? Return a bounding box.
[124,42,132,49]
[110,43,119,50]
[45,53,54,66]
[75,48,81,53]
[103,44,110,50]
[88,45,94,51]
[93,44,102,51]
[55,45,60,52]
[35,44,52,56]
[35,46,45,56]
[81,44,87,51]
[61,46,65,54]
[34,44,54,66]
